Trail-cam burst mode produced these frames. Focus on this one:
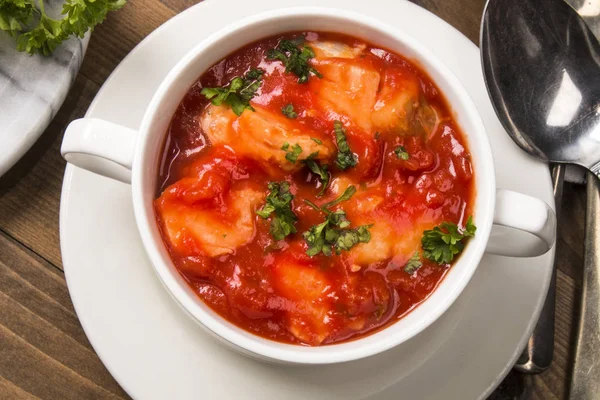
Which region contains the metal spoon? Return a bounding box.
[481,0,600,396]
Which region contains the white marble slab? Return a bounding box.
[0,0,89,177]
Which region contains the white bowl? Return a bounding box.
[61,7,555,364]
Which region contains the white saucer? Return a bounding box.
[59,0,555,398]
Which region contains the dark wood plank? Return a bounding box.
[159,0,199,13]
[414,0,486,44]
[0,232,128,399]
[0,376,38,400]
[79,1,176,88]
[555,182,586,281]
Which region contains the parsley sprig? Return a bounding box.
[333,121,357,170]
[394,146,409,160]
[281,142,302,164]
[421,216,476,264]
[303,186,371,256]
[201,69,264,116]
[267,36,322,83]
[0,0,126,55]
[304,155,330,197]
[281,104,297,119]
[403,251,423,275]
[256,182,298,241]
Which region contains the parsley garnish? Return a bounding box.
[304,153,330,196]
[267,36,323,83]
[281,142,302,163]
[394,146,409,160]
[321,186,356,209]
[281,104,297,119]
[421,216,477,264]
[404,251,423,275]
[302,186,371,256]
[303,210,371,256]
[311,137,323,145]
[256,182,298,240]
[201,68,264,116]
[333,121,357,170]
[0,0,126,55]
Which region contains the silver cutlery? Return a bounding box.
[481,0,600,394]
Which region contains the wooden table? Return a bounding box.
[0,0,586,398]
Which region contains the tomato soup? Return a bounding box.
[154,32,476,346]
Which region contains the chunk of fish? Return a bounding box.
[272,260,332,345]
[310,40,366,60]
[200,104,334,174]
[156,188,263,258]
[312,59,381,132]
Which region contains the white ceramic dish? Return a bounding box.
[59,0,555,397]
[61,7,555,364]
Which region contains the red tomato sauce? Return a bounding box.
[154,32,475,345]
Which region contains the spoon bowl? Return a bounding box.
[481,0,600,176]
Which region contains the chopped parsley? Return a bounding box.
[256,182,298,240]
[333,121,358,170]
[394,145,409,160]
[267,36,322,83]
[201,68,264,116]
[321,186,356,209]
[303,210,371,256]
[304,153,330,196]
[0,0,125,56]
[281,104,298,119]
[311,137,323,145]
[281,142,303,164]
[421,216,477,264]
[403,252,423,275]
[302,186,371,256]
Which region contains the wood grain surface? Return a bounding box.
[0,0,586,398]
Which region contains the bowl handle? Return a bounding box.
[61,118,138,184]
[486,189,556,257]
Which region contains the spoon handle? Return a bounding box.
[570,172,600,398]
[514,163,564,373]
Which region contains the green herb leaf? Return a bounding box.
[394,145,410,160]
[333,225,371,253]
[3,0,126,55]
[304,219,330,256]
[302,188,370,256]
[281,143,302,163]
[403,251,423,275]
[256,182,298,241]
[421,216,477,264]
[303,199,321,211]
[266,36,322,83]
[303,208,371,257]
[281,104,298,119]
[333,121,358,170]
[304,156,330,197]
[321,185,357,209]
[201,68,264,116]
[311,137,323,145]
[0,0,35,36]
